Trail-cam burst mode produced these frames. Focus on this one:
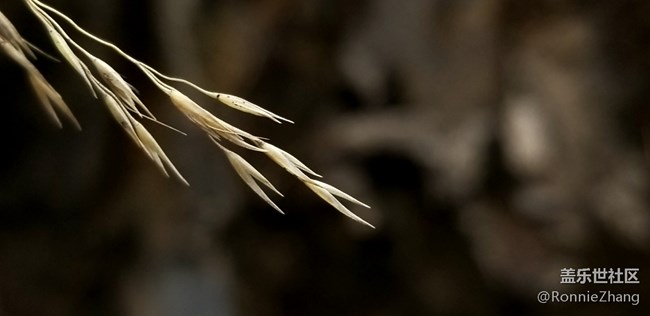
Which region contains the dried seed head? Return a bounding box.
[213,93,293,124]
[217,141,284,214]
[0,10,34,58]
[169,89,214,122]
[100,90,143,148]
[6,1,374,226]
[45,25,94,95]
[305,181,374,228]
[131,120,188,186]
[307,179,370,209]
[169,89,264,151]
[261,143,321,179]
[259,141,372,226]
[92,57,152,118]
[1,30,79,129]
[0,36,33,69]
[28,71,80,130]
[169,89,235,135]
[211,118,266,151]
[261,142,309,180]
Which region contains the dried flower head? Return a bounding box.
[0,10,34,58]
[213,93,293,124]
[1,25,79,129]
[0,0,373,228]
[92,57,152,118]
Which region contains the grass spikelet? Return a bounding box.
[0,10,34,58]
[168,89,265,151]
[261,142,310,180]
[100,90,144,148]
[1,36,79,129]
[168,89,229,133]
[132,120,189,186]
[28,71,80,130]
[305,181,374,228]
[44,25,94,94]
[213,93,293,124]
[308,179,370,209]
[0,36,31,68]
[92,57,152,118]
[261,143,321,179]
[215,141,284,214]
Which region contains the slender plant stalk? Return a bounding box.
[0,0,373,228]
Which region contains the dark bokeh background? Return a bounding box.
[1,0,649,315]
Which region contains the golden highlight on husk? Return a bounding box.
[0,0,373,227]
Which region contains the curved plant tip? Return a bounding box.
[305,181,375,228]
[216,140,285,214]
[213,93,294,124]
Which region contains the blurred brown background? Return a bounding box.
[1,0,649,315]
